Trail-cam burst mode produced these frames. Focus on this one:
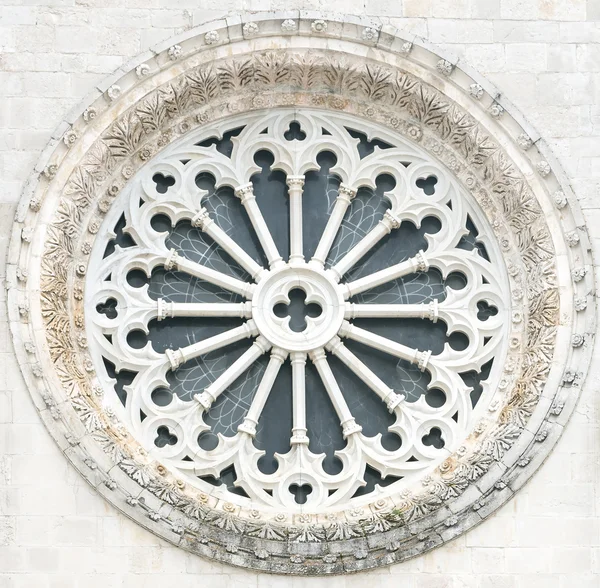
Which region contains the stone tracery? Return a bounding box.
[88,110,509,509]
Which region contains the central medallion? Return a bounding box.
[252,264,345,353]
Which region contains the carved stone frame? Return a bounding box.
[7,12,594,574]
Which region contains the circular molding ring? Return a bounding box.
[7,11,595,575]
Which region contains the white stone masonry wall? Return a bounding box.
[0,1,598,586]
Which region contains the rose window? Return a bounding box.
[87,109,508,509]
[15,18,588,573]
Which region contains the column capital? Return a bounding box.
[415,250,429,272]
[290,429,310,445]
[341,418,362,437]
[308,347,327,363]
[286,175,305,188]
[417,350,432,371]
[164,248,179,271]
[234,182,254,201]
[270,347,289,362]
[238,418,258,437]
[338,184,357,202]
[383,209,401,231]
[157,298,173,321]
[325,335,344,355]
[165,348,183,370]
[191,207,213,230]
[195,391,214,410]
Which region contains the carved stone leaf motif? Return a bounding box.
[218,58,254,92]
[360,65,393,100]
[439,105,476,146]
[429,477,469,501]
[119,459,153,486]
[526,330,558,374]
[136,93,170,133]
[325,520,363,541]
[246,521,287,541]
[71,396,103,433]
[186,66,219,105]
[458,454,494,482]
[462,129,498,168]
[92,431,124,463]
[180,500,208,521]
[361,511,403,533]
[104,113,144,159]
[82,141,116,182]
[162,78,194,119]
[65,168,97,210]
[502,393,539,428]
[483,423,522,459]
[253,51,290,86]
[46,331,74,364]
[529,289,560,330]
[389,72,419,108]
[324,56,361,94]
[483,151,521,196]
[397,492,443,522]
[409,85,450,128]
[519,227,554,269]
[289,524,326,543]
[289,53,324,89]
[500,181,539,228]
[204,511,246,534]
[53,201,85,247]
[146,480,185,506]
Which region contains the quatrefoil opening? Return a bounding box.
[273,287,323,333]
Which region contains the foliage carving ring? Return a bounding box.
[7,13,594,574]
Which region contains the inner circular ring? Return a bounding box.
[251,264,345,353]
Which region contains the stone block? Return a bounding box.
[505,43,547,72]
[403,0,432,17]
[431,0,470,18]
[547,43,577,72]
[550,547,593,574]
[428,19,494,44]
[589,0,600,20]
[471,547,506,574]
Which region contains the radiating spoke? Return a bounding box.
[341,251,429,299]
[290,352,309,445]
[238,347,287,436]
[329,210,401,282]
[345,300,438,321]
[309,184,357,269]
[157,299,252,320]
[192,208,266,280]
[165,321,258,369]
[165,249,255,299]
[195,336,272,409]
[339,320,432,372]
[287,176,305,265]
[235,183,285,270]
[326,336,404,412]
[309,348,362,437]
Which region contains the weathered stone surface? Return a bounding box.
[0,4,598,585]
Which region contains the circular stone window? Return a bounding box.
[87,107,510,510]
[8,14,593,574]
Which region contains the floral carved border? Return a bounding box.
[7,13,594,574]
